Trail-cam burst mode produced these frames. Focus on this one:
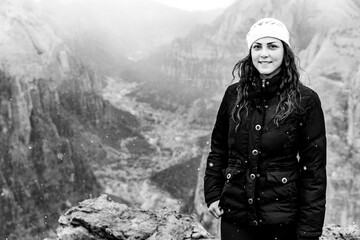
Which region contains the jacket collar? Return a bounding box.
[254,71,282,100]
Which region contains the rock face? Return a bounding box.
[0,2,99,238]
[57,195,359,240]
[57,194,214,240]
[298,26,360,226]
[0,2,145,238]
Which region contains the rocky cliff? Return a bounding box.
[299,24,360,225]
[0,1,147,238]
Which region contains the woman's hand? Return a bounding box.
[208,200,224,219]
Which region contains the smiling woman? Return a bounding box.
[204,18,327,240]
[152,0,235,11]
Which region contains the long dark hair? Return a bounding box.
[231,41,302,129]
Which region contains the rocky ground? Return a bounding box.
[57,194,213,240]
[56,194,359,240]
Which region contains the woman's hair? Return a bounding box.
[231,41,302,130]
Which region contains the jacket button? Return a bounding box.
[281,177,288,184]
[255,124,261,131]
[248,198,253,204]
[250,173,256,179]
[227,173,231,179]
[253,220,258,226]
[252,149,258,155]
[256,174,260,177]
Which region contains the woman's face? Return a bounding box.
[251,37,284,78]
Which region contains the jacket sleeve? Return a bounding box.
[297,91,327,238]
[204,87,230,207]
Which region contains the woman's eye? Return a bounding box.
[253,45,261,50]
[268,45,278,49]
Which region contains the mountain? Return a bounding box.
[145,0,360,97]
[0,1,153,238]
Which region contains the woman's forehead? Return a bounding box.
[253,37,282,44]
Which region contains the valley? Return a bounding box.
[99,76,211,211]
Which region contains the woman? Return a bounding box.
[204,18,326,240]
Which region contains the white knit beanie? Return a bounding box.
[246,18,290,49]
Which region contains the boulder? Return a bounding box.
[57,194,214,240]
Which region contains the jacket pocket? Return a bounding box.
[220,159,247,203]
[223,158,248,186]
[266,170,298,186]
[262,171,299,204]
[220,167,247,214]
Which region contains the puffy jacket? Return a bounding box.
[204,74,327,238]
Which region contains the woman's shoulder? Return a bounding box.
[298,83,322,108]
[224,82,240,95]
[221,82,240,103]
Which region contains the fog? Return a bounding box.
[28,0,225,61]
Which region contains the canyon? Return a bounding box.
[0,0,360,239]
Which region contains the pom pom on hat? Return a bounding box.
[246,18,290,49]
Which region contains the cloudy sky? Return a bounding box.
[153,0,236,11]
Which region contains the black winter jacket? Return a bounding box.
[204,74,327,239]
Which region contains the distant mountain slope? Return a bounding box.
[31,0,224,70]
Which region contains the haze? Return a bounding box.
[153,0,236,11]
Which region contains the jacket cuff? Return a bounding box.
[298,237,319,240]
[297,229,322,239]
[205,196,221,207]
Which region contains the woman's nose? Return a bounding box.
[260,48,269,58]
